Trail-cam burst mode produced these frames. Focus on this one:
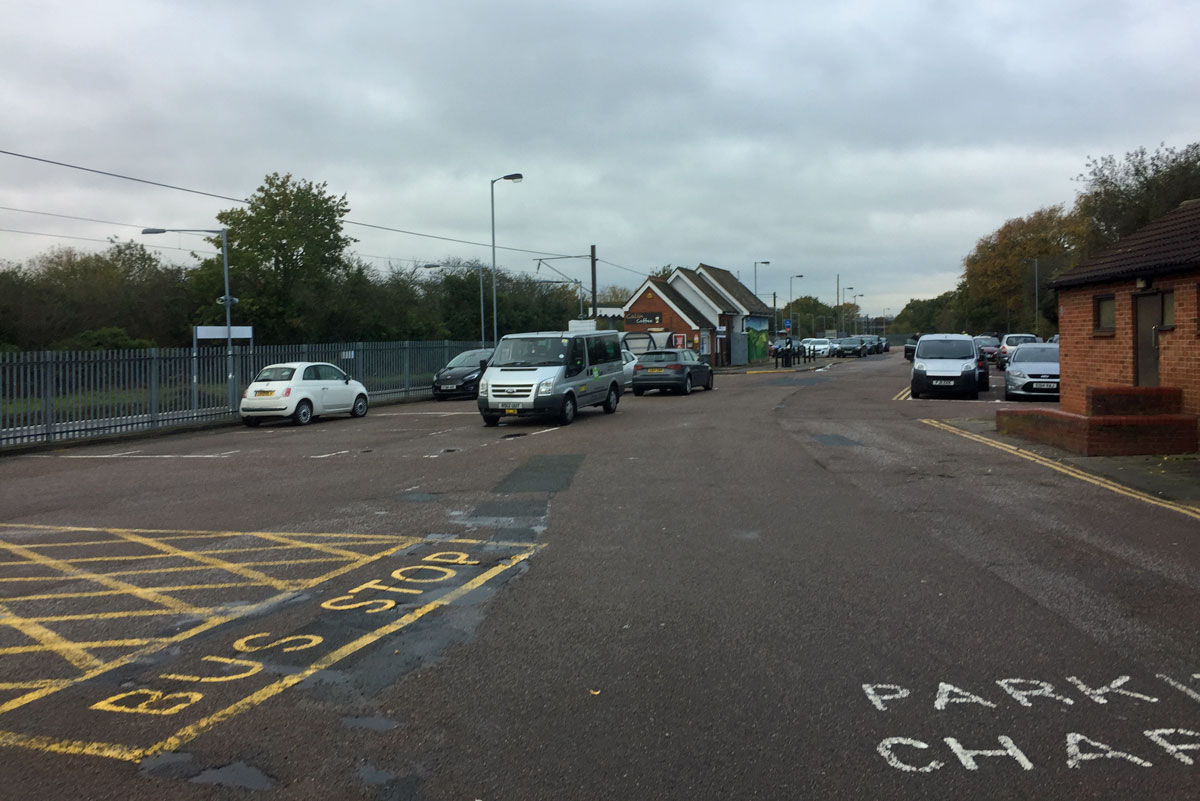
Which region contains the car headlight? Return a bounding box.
[463,371,479,381]
[914,362,927,372]
[1008,369,1026,378]
[962,362,975,372]
[478,378,488,393]
[537,378,554,396]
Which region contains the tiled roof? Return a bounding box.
[647,277,716,329]
[1052,199,1200,289]
[673,268,736,313]
[696,264,774,315]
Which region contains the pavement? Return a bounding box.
[722,355,1200,515]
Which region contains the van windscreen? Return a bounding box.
[915,340,974,359]
[492,337,569,367]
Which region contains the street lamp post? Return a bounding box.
[1023,257,1040,337]
[789,274,803,333]
[142,226,235,410]
[754,260,770,296]
[490,172,523,346]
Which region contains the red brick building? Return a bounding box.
[997,199,1200,455]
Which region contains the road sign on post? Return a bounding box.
[784,319,791,332]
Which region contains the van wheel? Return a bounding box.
[602,385,619,414]
[559,395,577,425]
[632,387,644,396]
[482,413,501,426]
[910,382,921,400]
[292,400,313,426]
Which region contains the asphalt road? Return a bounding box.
[0,352,1197,800]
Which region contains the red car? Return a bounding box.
[973,335,1000,362]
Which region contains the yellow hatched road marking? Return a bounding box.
[893,386,911,401]
[1,582,262,603]
[0,603,102,671]
[0,614,233,715]
[17,609,216,624]
[103,529,296,591]
[921,419,1200,523]
[0,538,201,614]
[0,638,164,656]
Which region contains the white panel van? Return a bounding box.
[477,331,624,426]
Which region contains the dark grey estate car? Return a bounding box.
[631,349,713,395]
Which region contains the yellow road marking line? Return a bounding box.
[0,540,386,566]
[0,614,233,716]
[0,522,416,543]
[219,530,391,561]
[0,538,201,614]
[15,609,216,624]
[1,583,262,603]
[0,557,347,583]
[292,539,422,590]
[143,545,544,760]
[0,602,102,671]
[893,386,911,401]
[921,419,1200,523]
[103,529,294,591]
[0,729,146,762]
[0,680,70,690]
[0,638,163,656]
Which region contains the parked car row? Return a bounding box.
[907,332,1059,402]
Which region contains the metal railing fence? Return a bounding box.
[0,340,483,449]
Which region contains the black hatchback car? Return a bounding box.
[432,348,493,400]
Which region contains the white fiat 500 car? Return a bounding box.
[239,362,369,426]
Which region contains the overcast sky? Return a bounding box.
[3,0,1197,317]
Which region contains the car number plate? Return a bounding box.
[648,368,665,373]
[440,384,456,390]
[1033,382,1057,389]
[931,380,954,386]
[254,390,274,397]
[504,409,518,415]
[499,401,521,409]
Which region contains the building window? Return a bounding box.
[1094,295,1115,332]
[1162,290,1174,328]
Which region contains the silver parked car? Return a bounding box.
[1004,343,1060,401]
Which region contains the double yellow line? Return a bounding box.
[921,419,1200,522]
[893,385,912,401]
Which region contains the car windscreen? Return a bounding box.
[491,337,568,367]
[254,367,295,382]
[446,349,491,368]
[1007,336,1037,346]
[639,351,680,363]
[915,340,974,359]
[974,337,999,347]
[1011,346,1059,363]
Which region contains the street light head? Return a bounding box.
[420,263,441,269]
[794,274,803,279]
[141,228,167,234]
[503,173,523,182]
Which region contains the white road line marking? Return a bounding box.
[309,450,350,459]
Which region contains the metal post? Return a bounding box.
[221,228,234,411]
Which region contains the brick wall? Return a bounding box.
[624,289,709,353]
[1058,275,1200,419]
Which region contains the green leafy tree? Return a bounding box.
[1074,142,1200,255]
[201,173,357,344]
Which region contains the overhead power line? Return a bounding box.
[0,149,617,263]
